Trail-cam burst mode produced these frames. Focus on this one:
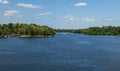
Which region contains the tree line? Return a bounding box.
[1,23,120,37]
[0,23,55,37]
[56,26,120,36]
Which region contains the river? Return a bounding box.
[0,33,120,71]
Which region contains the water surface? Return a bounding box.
[0,33,120,71]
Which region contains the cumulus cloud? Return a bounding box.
[61,15,120,24]
[106,18,119,22]
[17,3,42,9]
[0,0,9,4]
[16,15,22,18]
[82,17,96,22]
[4,10,20,17]
[62,15,80,23]
[63,15,77,21]
[38,12,52,16]
[61,15,96,24]
[74,2,87,7]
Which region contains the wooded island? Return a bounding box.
[0,23,55,38]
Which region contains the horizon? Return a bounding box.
[0,0,120,29]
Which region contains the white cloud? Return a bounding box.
[63,15,76,20]
[82,17,96,22]
[4,10,20,16]
[0,0,9,4]
[61,15,96,24]
[37,12,52,16]
[17,3,42,9]
[61,15,120,24]
[16,15,22,18]
[74,2,87,7]
[106,18,119,22]
[62,15,80,23]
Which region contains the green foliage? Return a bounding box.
[55,26,120,36]
[55,29,74,32]
[0,23,55,37]
[73,26,120,36]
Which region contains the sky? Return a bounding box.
[0,0,120,29]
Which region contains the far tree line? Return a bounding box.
[56,26,120,36]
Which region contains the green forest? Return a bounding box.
[0,23,55,38]
[1,23,120,38]
[56,26,120,36]
[73,26,120,35]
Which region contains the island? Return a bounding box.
[0,23,55,38]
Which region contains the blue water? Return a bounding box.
[0,33,120,71]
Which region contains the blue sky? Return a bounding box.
[0,0,120,29]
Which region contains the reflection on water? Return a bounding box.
[0,33,120,71]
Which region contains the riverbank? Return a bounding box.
[19,35,52,38]
[0,35,8,38]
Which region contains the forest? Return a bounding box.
[0,23,55,38]
[1,23,120,38]
[56,26,120,36]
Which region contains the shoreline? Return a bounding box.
[0,34,53,38]
[18,35,53,38]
